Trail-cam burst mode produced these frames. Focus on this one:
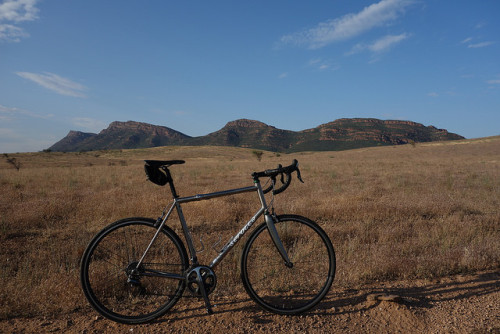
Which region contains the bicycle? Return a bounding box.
[80,159,336,324]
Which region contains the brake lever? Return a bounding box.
[296,168,304,183]
[272,164,283,185]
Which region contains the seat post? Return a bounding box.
[163,167,179,198]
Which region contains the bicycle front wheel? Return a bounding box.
[241,214,335,315]
[80,218,188,324]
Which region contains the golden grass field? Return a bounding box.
[1,137,499,319]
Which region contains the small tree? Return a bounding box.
[252,150,264,162]
[4,154,21,171]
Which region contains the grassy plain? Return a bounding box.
[0,137,499,319]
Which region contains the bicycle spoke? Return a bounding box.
[241,215,335,314]
[81,219,188,324]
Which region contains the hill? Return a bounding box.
[50,121,191,152]
[49,118,464,152]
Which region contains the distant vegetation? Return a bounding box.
[48,118,464,153]
[1,137,498,319]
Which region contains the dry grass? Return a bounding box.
[1,138,499,319]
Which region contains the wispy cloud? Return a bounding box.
[461,37,495,49]
[427,90,458,98]
[71,117,107,132]
[475,21,486,29]
[279,0,414,49]
[348,33,409,55]
[0,0,39,42]
[0,104,54,120]
[308,58,340,71]
[461,37,473,44]
[487,79,500,84]
[467,41,495,48]
[369,33,409,51]
[17,72,88,98]
[278,72,288,79]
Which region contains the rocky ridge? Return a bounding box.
[49,118,464,152]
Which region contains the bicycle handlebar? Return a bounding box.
[252,159,304,195]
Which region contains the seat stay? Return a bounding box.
[134,202,176,270]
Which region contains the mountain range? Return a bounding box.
[48,118,464,153]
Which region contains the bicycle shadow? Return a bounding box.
[153,271,499,323]
[313,271,499,316]
[153,295,261,323]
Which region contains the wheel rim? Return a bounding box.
[81,219,187,323]
[242,216,335,314]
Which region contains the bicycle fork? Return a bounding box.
[256,180,293,268]
[265,213,293,268]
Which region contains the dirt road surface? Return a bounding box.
[2,270,498,333]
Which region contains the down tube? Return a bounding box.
[209,207,265,268]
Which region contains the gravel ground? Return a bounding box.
[2,270,498,333]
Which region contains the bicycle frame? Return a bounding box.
[135,178,292,278]
[81,159,336,321]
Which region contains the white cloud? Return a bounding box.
[427,92,439,97]
[487,79,500,84]
[467,41,495,48]
[461,37,495,49]
[0,0,39,42]
[461,37,473,44]
[475,21,486,29]
[0,23,28,41]
[280,0,414,49]
[307,58,340,71]
[347,33,409,56]
[278,72,288,79]
[71,117,107,132]
[369,33,409,51]
[17,72,88,98]
[0,0,39,22]
[0,103,54,120]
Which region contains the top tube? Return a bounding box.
[176,185,257,204]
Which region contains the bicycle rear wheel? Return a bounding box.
[80,218,188,324]
[241,214,335,315]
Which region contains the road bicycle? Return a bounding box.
[80,159,336,324]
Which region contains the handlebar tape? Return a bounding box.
[253,159,302,195]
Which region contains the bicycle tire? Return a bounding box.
[241,214,335,315]
[80,217,188,324]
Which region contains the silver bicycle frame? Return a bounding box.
[135,179,292,274]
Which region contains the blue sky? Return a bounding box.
[1,0,499,153]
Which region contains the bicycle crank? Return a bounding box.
[186,265,217,314]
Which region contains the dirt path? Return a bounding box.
[2,270,499,333]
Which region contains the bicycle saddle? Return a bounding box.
[144,160,185,168]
